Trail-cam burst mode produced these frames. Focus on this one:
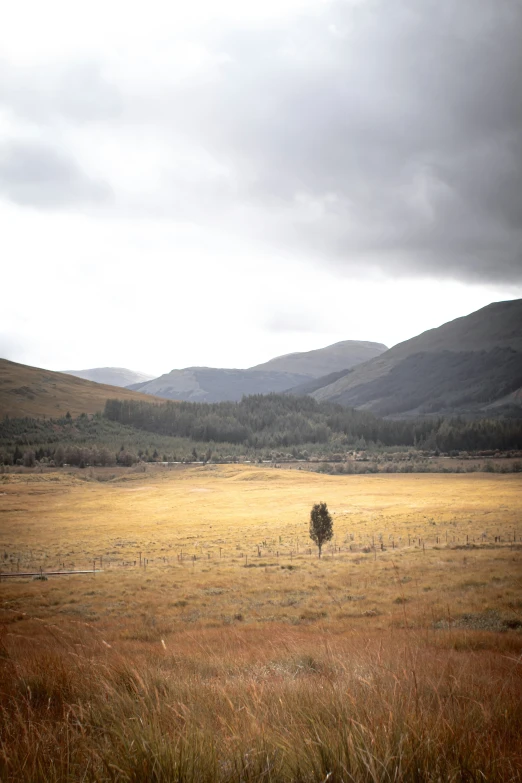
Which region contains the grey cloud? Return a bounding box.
[164,0,522,283]
[0,141,112,208]
[1,1,521,283]
[0,59,122,124]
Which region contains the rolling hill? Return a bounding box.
[127,367,313,403]
[63,367,154,387]
[250,340,387,377]
[285,368,354,397]
[309,299,522,416]
[129,340,388,403]
[0,359,162,418]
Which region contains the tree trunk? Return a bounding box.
[318,545,322,558]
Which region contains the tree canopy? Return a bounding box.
[309,502,333,557]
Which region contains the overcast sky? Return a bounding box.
[1,0,521,376]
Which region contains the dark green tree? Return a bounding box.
[309,502,333,557]
[23,450,35,468]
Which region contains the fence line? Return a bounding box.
[1,533,518,580]
[0,569,102,580]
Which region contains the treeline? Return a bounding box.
[2,396,522,469]
[104,394,522,452]
[423,417,522,452]
[0,414,213,467]
[105,395,425,448]
[6,444,136,469]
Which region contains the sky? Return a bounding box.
[1,0,521,376]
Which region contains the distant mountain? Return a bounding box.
[250,340,387,377]
[127,367,313,403]
[63,368,154,388]
[0,359,161,418]
[128,340,388,403]
[309,299,522,417]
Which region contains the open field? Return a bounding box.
[1,467,521,781]
[1,466,521,631]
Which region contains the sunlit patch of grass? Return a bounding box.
[1,467,521,779]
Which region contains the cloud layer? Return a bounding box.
[0,140,111,207]
[1,0,521,289]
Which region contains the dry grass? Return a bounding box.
[0,358,162,418]
[1,623,521,782]
[1,466,521,780]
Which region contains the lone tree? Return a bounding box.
[309,502,333,557]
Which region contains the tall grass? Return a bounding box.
[1,623,521,782]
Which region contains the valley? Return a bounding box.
[1,465,521,781]
[1,299,522,782]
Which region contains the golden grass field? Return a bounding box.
[1,466,521,781]
[0,358,162,418]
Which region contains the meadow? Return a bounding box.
[1,466,521,781]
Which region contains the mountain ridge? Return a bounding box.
[249,340,387,377]
[63,367,154,388]
[127,339,387,403]
[126,367,313,403]
[308,299,522,417]
[0,359,163,418]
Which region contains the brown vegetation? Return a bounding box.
[0,358,163,418]
[1,467,521,781]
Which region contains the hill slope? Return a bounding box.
[310,299,522,416]
[63,367,154,387]
[0,359,162,418]
[131,340,388,403]
[250,340,387,377]
[285,368,354,397]
[127,367,313,403]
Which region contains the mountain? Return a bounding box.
[250,340,387,377]
[63,367,154,388]
[309,299,522,417]
[130,340,388,403]
[127,367,313,403]
[0,359,161,418]
[285,368,354,397]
